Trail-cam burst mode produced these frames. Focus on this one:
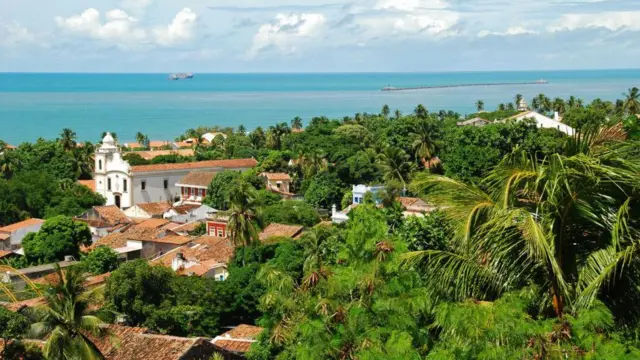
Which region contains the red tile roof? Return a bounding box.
[94,206,131,225]
[144,234,192,245]
[0,250,14,259]
[169,221,203,234]
[221,324,263,340]
[131,158,257,173]
[177,171,217,187]
[260,172,291,181]
[0,233,10,241]
[78,179,96,192]
[154,236,234,268]
[0,218,44,233]
[137,218,171,229]
[136,202,173,217]
[259,223,304,242]
[127,149,194,160]
[1,296,47,312]
[171,204,202,215]
[212,324,264,354]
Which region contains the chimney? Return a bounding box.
[331,204,337,217]
[554,112,560,122]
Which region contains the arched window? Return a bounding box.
[99,160,102,170]
[107,178,111,191]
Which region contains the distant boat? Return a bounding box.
[169,73,194,80]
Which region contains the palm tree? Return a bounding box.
[30,265,104,359]
[377,147,415,191]
[72,145,95,180]
[394,109,402,120]
[59,128,77,152]
[0,150,22,179]
[406,124,639,319]
[506,103,515,111]
[514,94,523,108]
[567,96,577,108]
[266,123,290,150]
[301,149,327,178]
[414,104,428,119]
[411,119,436,169]
[226,181,262,267]
[291,117,303,130]
[475,100,484,112]
[381,105,390,119]
[552,97,566,114]
[300,228,331,289]
[531,97,541,112]
[622,87,640,114]
[237,124,247,135]
[135,132,146,147]
[497,103,506,111]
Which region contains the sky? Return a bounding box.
[1,0,640,72]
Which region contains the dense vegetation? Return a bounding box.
[1,89,639,358]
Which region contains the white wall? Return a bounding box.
[515,112,575,136]
[132,172,187,205]
[9,223,43,248]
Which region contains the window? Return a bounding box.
[218,274,225,281]
[107,178,111,191]
[200,189,205,197]
[98,160,102,170]
[141,181,146,191]
[217,229,223,237]
[123,179,127,192]
[164,179,169,189]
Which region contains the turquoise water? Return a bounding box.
[1,70,639,144]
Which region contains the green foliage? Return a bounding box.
[262,201,321,227]
[0,306,29,356]
[396,210,450,251]
[255,189,282,206]
[81,246,120,275]
[304,171,345,209]
[122,152,149,165]
[203,170,242,210]
[22,216,92,263]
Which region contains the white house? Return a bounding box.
[164,204,217,223]
[201,132,228,143]
[507,111,575,136]
[0,219,45,251]
[92,133,257,209]
[152,236,234,280]
[331,185,384,223]
[75,205,132,241]
[123,202,173,220]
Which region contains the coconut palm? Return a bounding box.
[514,94,523,108]
[406,124,640,319]
[475,100,484,112]
[377,147,415,191]
[59,128,77,152]
[622,87,640,115]
[29,265,104,360]
[553,97,566,114]
[301,149,327,178]
[237,124,247,135]
[411,119,436,169]
[497,103,506,111]
[381,104,390,119]
[0,150,22,179]
[266,123,290,150]
[394,109,402,120]
[226,181,262,267]
[291,117,303,130]
[249,127,266,149]
[414,104,428,119]
[72,144,95,179]
[506,103,515,111]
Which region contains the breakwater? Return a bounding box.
[381,80,548,92]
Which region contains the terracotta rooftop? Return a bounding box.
[258,223,304,242]
[162,222,182,230]
[143,234,192,245]
[212,324,264,354]
[94,206,131,225]
[92,226,164,249]
[0,233,10,241]
[171,204,202,215]
[0,218,44,233]
[177,171,217,187]
[78,179,96,192]
[86,325,220,360]
[397,197,422,207]
[130,158,257,173]
[126,149,194,160]
[0,250,14,259]
[1,296,47,312]
[154,236,234,268]
[136,202,173,217]
[137,218,171,229]
[221,324,264,340]
[169,221,203,234]
[260,172,291,181]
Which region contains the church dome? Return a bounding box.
[102,132,115,145]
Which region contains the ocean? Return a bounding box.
[1,70,639,144]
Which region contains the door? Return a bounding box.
[115,195,121,209]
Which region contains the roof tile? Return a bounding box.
[131,158,257,173]
[93,206,131,225]
[136,202,173,217]
[0,218,44,233]
[258,223,304,242]
[177,171,217,187]
[260,172,291,181]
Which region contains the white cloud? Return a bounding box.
[55,8,147,47]
[373,0,449,11]
[1,23,35,46]
[153,8,198,46]
[249,13,326,56]
[478,26,538,37]
[55,7,198,48]
[549,11,640,32]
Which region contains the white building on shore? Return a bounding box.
[92,133,257,209]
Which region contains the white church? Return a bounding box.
[93,133,257,209]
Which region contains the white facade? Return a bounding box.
[512,111,575,136]
[352,184,384,205]
[95,133,133,209]
[0,219,45,250]
[164,205,217,223]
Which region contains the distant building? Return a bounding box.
[153,236,234,280]
[331,185,384,223]
[123,202,173,219]
[212,324,264,356]
[0,218,45,251]
[517,98,530,112]
[397,197,435,217]
[91,225,191,260]
[206,214,230,238]
[93,132,257,209]
[456,117,490,127]
[76,205,132,241]
[175,171,217,205]
[201,132,228,143]
[505,111,575,136]
[164,204,217,223]
[260,172,294,198]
